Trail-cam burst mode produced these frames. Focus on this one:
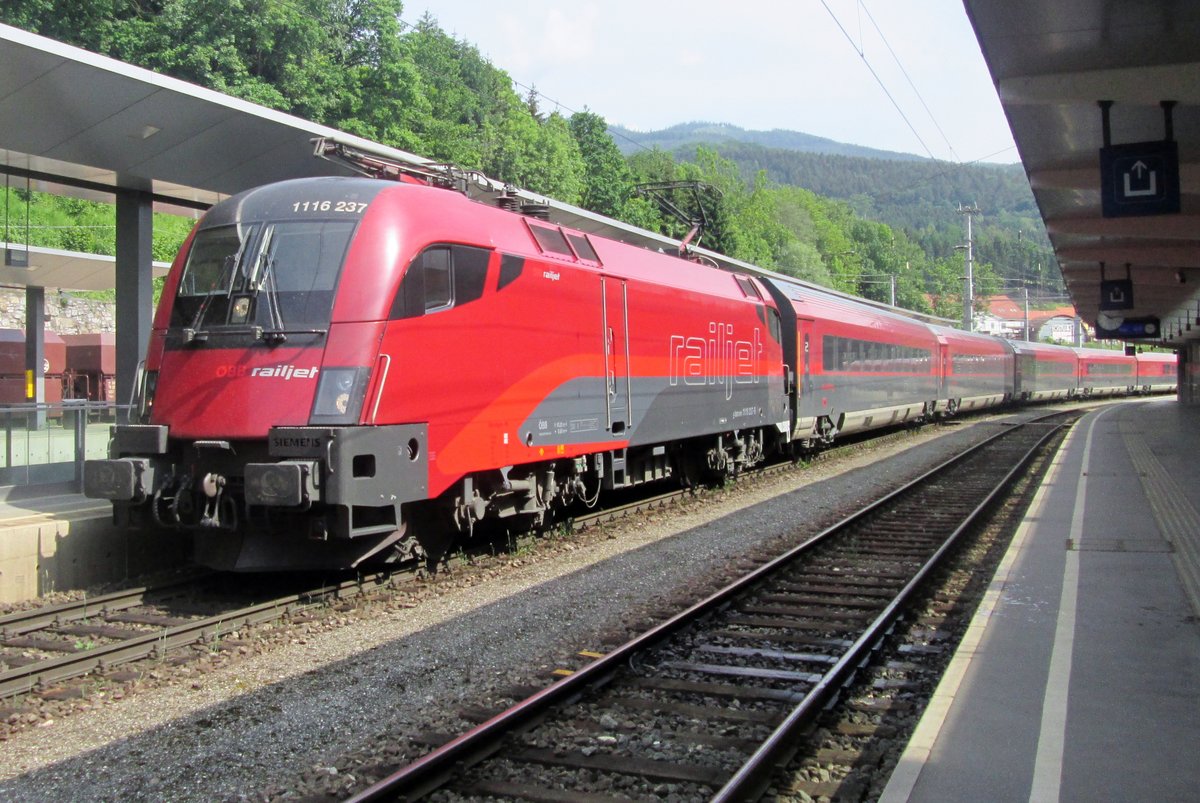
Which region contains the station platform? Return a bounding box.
[881,397,1200,802]
[0,485,188,603]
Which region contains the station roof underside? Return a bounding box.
[0,21,377,292]
[0,242,168,292]
[0,22,370,209]
[966,0,1200,346]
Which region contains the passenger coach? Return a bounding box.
[1075,348,1136,396]
[928,324,1014,414]
[763,278,938,447]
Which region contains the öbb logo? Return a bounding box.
[215,364,319,380]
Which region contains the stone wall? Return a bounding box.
[0,288,116,334]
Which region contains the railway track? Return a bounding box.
[345,411,1075,802]
[0,570,402,699]
[0,409,1063,724]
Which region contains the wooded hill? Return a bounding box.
[613,122,1063,303]
[610,121,927,162]
[0,1,1058,318]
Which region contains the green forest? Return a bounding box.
[0,0,1058,319]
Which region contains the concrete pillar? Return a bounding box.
[115,191,153,421]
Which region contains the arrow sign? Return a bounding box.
[1100,140,1180,217]
[1099,279,1133,311]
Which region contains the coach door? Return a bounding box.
[798,318,815,398]
[939,341,951,399]
[601,277,632,435]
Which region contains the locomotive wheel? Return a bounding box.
[673,448,704,490]
[408,503,457,573]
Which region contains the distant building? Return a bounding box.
[974,295,1078,343]
[1036,315,1078,343]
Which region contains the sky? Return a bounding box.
[410,0,1017,164]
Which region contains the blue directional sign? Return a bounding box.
[1100,140,1180,217]
[1094,315,1160,340]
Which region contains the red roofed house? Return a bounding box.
[975,295,1079,343]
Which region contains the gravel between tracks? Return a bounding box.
[0,415,1029,802]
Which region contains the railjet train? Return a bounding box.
[84,175,1176,571]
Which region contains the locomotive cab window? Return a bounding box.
[170,219,355,331]
[391,245,491,320]
[422,248,452,311]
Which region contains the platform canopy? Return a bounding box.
[966,1,1200,345]
[0,22,381,215]
[0,242,168,291]
[0,20,436,404]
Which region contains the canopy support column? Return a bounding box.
[115,190,153,422]
[23,286,44,429]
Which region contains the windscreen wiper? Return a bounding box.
[253,230,288,344]
[183,252,238,344]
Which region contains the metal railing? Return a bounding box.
[0,401,130,490]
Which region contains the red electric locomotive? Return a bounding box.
[85,177,789,570]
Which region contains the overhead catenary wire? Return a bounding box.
[819,0,939,162]
[858,2,961,163]
[263,0,1002,167]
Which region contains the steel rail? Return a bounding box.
[0,571,396,699]
[344,412,1071,802]
[711,416,1068,801]
[0,573,212,639]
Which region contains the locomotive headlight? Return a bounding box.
[139,370,159,423]
[231,296,251,324]
[310,367,370,425]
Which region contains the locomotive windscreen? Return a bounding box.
[170,219,357,332]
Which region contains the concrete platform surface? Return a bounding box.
[882,398,1200,802]
[0,484,188,603]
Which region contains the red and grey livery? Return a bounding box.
[84,176,1177,571]
[86,177,788,569]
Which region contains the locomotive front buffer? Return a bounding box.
[85,422,429,542]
